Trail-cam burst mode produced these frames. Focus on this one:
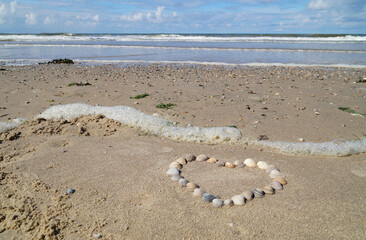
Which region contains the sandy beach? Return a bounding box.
[0,64,365,239]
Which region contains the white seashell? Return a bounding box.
[176,157,187,165]
[215,160,225,167]
[241,191,254,201]
[263,185,275,195]
[179,178,189,187]
[231,195,245,206]
[234,160,244,167]
[244,158,257,167]
[269,169,284,178]
[196,154,209,162]
[185,154,196,162]
[193,188,203,197]
[171,175,182,181]
[187,182,199,190]
[166,167,180,176]
[266,165,279,173]
[169,161,182,169]
[257,161,269,170]
[212,199,223,208]
[224,199,234,206]
[270,181,283,190]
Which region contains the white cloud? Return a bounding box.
[120,6,167,23]
[10,1,17,14]
[44,16,55,25]
[0,4,5,24]
[92,15,99,21]
[308,0,330,10]
[25,12,37,25]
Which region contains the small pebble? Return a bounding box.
[241,191,254,201]
[274,176,287,185]
[263,185,275,195]
[179,178,189,187]
[244,158,257,167]
[193,188,203,197]
[252,188,265,198]
[212,199,224,208]
[187,182,199,190]
[257,161,269,170]
[202,193,215,202]
[166,167,180,176]
[269,169,284,178]
[225,162,235,168]
[207,157,217,164]
[215,160,225,167]
[185,154,196,162]
[66,188,75,195]
[196,154,209,162]
[93,233,102,239]
[234,160,244,167]
[270,181,283,190]
[176,157,187,165]
[169,161,182,169]
[224,199,234,206]
[231,195,245,205]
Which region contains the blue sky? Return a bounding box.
[0,0,365,33]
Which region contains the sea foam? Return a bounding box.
[1,103,365,157]
[37,103,242,144]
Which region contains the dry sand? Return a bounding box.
[0,64,365,239]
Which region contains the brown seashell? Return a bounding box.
[187,182,199,190]
[225,162,235,168]
[196,154,209,162]
[185,154,196,162]
[169,161,182,169]
[207,157,217,164]
[262,185,275,195]
[176,157,187,165]
[274,176,287,185]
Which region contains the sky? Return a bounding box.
[0,0,365,34]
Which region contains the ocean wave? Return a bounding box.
[1,34,366,43]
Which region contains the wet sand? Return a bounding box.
[0,64,365,239]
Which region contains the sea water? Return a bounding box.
[0,33,366,67]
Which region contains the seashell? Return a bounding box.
[274,176,287,185]
[202,193,215,202]
[244,158,257,167]
[169,161,182,169]
[176,157,187,165]
[179,178,189,187]
[234,160,244,167]
[231,195,245,205]
[212,199,223,208]
[257,161,269,170]
[207,157,217,164]
[252,188,265,198]
[224,199,234,207]
[171,175,182,181]
[193,188,203,197]
[269,169,284,178]
[187,182,199,190]
[196,154,209,162]
[66,188,75,195]
[262,185,275,195]
[266,165,279,173]
[241,191,254,201]
[215,160,225,167]
[270,181,283,190]
[185,154,196,162]
[166,167,180,176]
[225,162,235,168]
